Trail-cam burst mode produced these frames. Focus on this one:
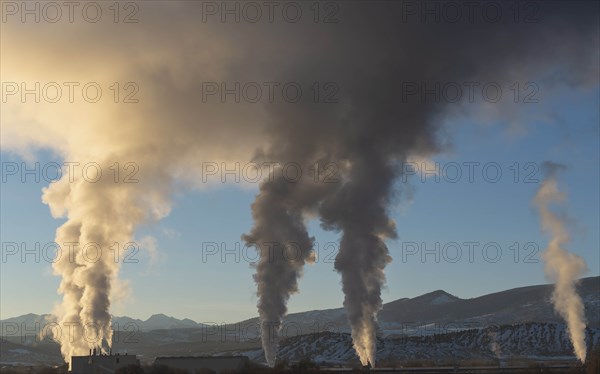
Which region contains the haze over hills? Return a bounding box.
[244,323,600,365]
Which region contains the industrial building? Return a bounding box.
[70,348,139,373]
[69,348,251,373]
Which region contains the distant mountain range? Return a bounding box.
[4,277,598,334]
[0,313,206,333]
[1,276,598,366]
[234,276,600,337]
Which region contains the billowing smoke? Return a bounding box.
[242,111,341,365]
[243,2,598,367]
[42,160,172,360]
[3,5,268,364]
[319,159,396,366]
[242,172,319,366]
[2,1,597,367]
[534,162,588,362]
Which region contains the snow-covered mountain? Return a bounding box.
[232,276,600,338]
[3,277,597,337]
[235,323,600,365]
[3,322,599,366]
[1,276,598,365]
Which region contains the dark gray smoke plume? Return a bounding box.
[242,174,319,366]
[245,1,598,366]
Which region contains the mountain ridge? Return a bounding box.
[1,277,598,365]
[2,276,598,332]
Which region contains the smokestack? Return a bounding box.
[534,162,588,362]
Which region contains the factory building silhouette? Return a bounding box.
[70,348,138,373]
[70,348,250,374]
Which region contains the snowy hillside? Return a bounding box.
[1,277,598,366]
[237,323,600,365]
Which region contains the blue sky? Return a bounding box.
[1,84,598,324]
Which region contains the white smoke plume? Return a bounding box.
[534,162,588,362]
[2,5,266,364]
[42,162,171,360]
